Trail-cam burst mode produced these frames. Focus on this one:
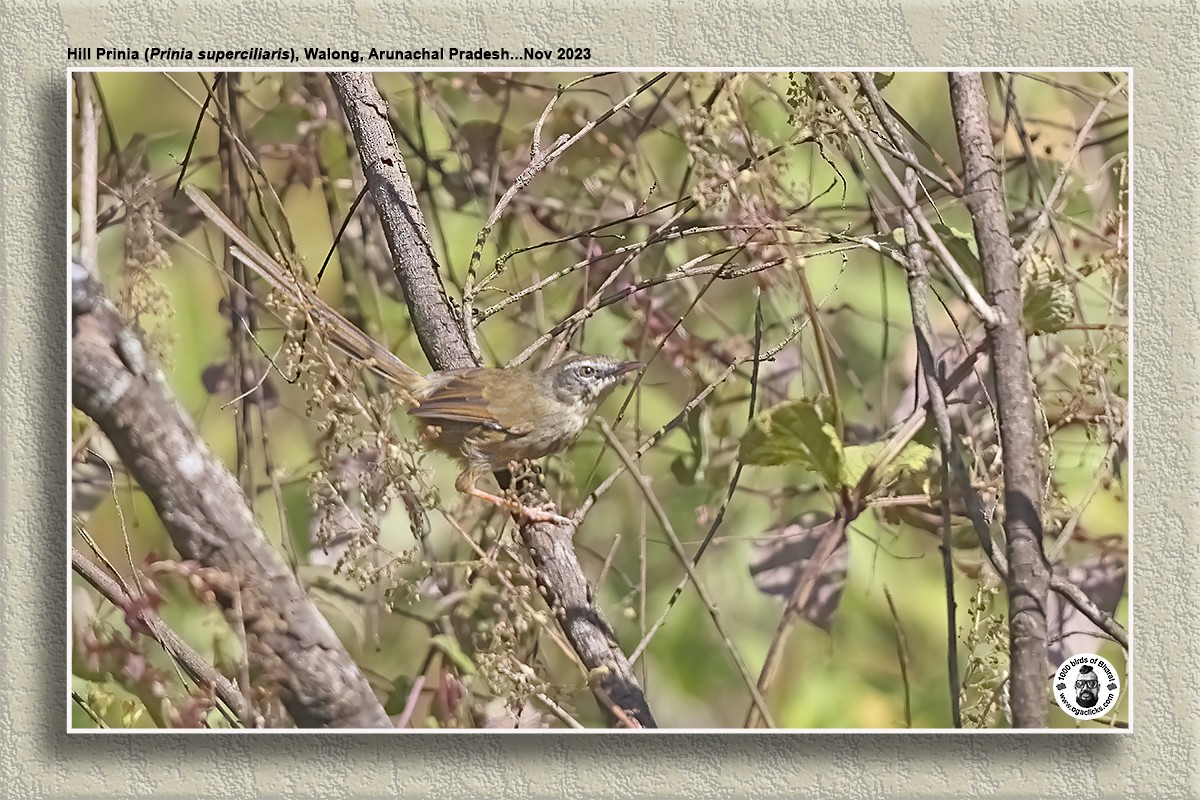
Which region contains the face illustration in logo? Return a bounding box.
[1074,665,1100,708]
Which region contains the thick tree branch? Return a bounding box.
[70,264,391,729]
[949,73,1051,728]
[327,71,474,371]
[326,72,656,728]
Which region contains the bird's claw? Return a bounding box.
[517,504,574,528]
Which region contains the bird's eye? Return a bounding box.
[580,365,595,377]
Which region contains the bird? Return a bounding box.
[186,186,639,525]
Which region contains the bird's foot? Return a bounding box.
[515,504,574,528]
[464,484,574,528]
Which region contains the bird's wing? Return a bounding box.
[408,371,535,436]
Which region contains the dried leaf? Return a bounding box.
[749,512,848,631]
[1047,551,1127,667]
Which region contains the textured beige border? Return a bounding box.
[4,1,1196,796]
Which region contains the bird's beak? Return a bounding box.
[612,361,643,378]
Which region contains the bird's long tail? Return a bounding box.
[186,186,426,396]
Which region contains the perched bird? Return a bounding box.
[187,187,639,525]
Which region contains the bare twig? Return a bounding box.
[855,339,1128,653]
[626,293,766,666]
[857,71,962,727]
[883,587,913,728]
[579,304,813,516]
[1013,77,1128,267]
[1048,418,1129,563]
[598,419,775,726]
[813,73,999,326]
[72,546,250,726]
[461,73,667,359]
[744,515,847,728]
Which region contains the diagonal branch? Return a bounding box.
[71,263,391,729]
[328,71,475,372]
[72,546,251,725]
[326,71,656,728]
[813,73,1000,326]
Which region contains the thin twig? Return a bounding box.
[813,73,999,326]
[578,305,813,516]
[462,73,667,358]
[597,419,776,726]
[627,292,766,665]
[1013,77,1128,267]
[744,516,847,728]
[858,70,962,727]
[72,264,391,728]
[72,546,250,725]
[883,587,913,728]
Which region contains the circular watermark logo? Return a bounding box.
[1052,653,1120,720]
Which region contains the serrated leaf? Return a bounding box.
[873,72,896,91]
[739,399,843,488]
[1024,280,1074,333]
[876,441,934,483]
[841,442,885,489]
[841,441,933,489]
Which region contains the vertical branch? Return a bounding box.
[856,72,962,727]
[215,74,257,502]
[75,74,99,276]
[947,73,1050,727]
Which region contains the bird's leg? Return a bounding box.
[455,469,572,527]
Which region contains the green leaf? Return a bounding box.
[841,441,934,489]
[873,72,896,91]
[739,399,843,488]
[841,442,884,489]
[892,223,983,288]
[930,223,983,285]
[431,634,478,676]
[1024,279,1074,333]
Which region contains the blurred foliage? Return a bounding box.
[70,71,1128,729]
